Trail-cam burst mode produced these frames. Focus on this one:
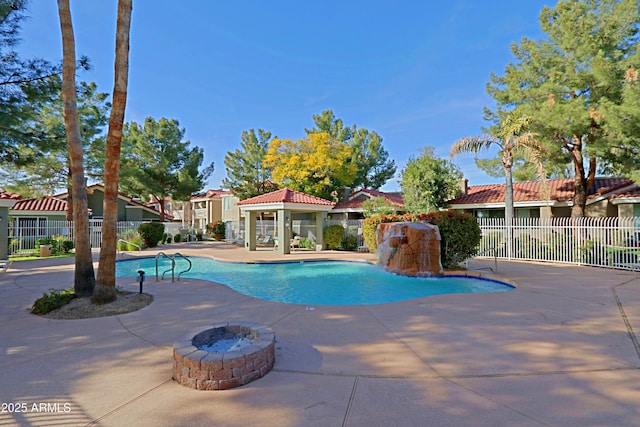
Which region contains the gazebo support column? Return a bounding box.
[244,210,257,251]
[276,208,291,255]
[0,207,9,259]
[315,212,326,251]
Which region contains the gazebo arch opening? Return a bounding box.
[237,189,335,254]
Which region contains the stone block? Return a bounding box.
[232,362,254,377]
[218,377,242,390]
[201,352,223,371]
[182,350,208,368]
[258,363,272,377]
[210,368,232,380]
[222,351,246,369]
[252,350,268,367]
[197,379,219,391]
[174,345,197,365]
[189,368,210,380]
[242,369,261,385]
[180,375,197,388]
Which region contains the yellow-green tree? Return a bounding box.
[264,132,356,199]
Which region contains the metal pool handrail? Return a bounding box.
[174,252,192,280]
[155,252,192,282]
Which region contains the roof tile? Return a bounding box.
[0,190,21,200]
[237,188,335,206]
[12,197,67,212]
[448,178,635,205]
[333,188,404,210]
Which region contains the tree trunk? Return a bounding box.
[159,196,166,222]
[504,164,514,259]
[65,174,73,221]
[502,144,514,259]
[57,0,95,297]
[569,135,589,218]
[94,0,133,304]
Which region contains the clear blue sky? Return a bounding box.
[18,1,549,192]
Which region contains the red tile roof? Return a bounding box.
[333,188,404,210]
[448,178,635,205]
[12,197,67,212]
[610,185,640,200]
[0,190,21,200]
[191,189,231,200]
[237,188,335,206]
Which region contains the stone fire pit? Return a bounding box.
[172,322,275,390]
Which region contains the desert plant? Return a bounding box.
[341,234,358,251]
[300,237,313,249]
[117,234,142,251]
[138,222,165,248]
[323,224,344,250]
[206,220,226,240]
[31,288,76,315]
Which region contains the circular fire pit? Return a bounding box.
[172,322,275,390]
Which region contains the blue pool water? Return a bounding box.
[116,257,514,306]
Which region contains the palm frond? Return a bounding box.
[450,135,500,158]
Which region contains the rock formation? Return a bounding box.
[376,222,443,277]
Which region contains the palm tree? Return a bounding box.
[57,0,95,296]
[450,113,547,258]
[94,0,133,304]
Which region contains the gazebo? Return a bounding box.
[237,188,335,254]
[0,190,20,260]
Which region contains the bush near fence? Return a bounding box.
[138,222,165,248]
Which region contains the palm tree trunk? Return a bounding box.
[504,165,514,259]
[94,0,133,304]
[57,0,95,297]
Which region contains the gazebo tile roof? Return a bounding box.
[237,188,335,206]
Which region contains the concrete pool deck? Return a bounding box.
[1,241,639,426]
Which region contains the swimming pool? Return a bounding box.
[116,257,514,306]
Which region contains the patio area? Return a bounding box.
[1,242,639,426]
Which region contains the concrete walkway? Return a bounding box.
[1,242,639,426]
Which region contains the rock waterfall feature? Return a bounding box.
[376,222,443,277]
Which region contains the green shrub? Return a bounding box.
[117,232,146,251]
[166,234,172,244]
[36,237,55,249]
[196,231,204,241]
[363,211,481,268]
[119,228,138,240]
[300,237,313,249]
[425,210,481,268]
[206,221,226,240]
[161,232,168,244]
[341,234,358,251]
[138,222,165,248]
[31,288,75,315]
[174,233,182,243]
[324,224,344,250]
[61,239,74,253]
